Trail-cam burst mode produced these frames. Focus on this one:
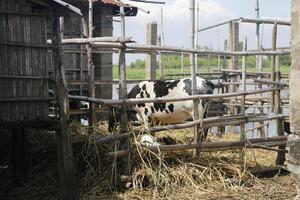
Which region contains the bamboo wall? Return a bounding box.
[0,0,49,122]
[53,2,113,98]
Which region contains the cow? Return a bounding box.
[108,76,215,142]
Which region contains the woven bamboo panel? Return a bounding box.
[0,0,49,122]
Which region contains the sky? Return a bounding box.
[112,0,292,63]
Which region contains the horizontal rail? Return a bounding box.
[93,114,287,144]
[69,87,280,105]
[0,41,50,49]
[254,79,289,87]
[47,39,291,56]
[0,75,49,80]
[0,97,52,102]
[240,17,291,26]
[47,36,133,45]
[197,18,241,32]
[197,17,290,33]
[107,135,288,158]
[0,10,48,16]
[67,79,156,85]
[125,44,290,56]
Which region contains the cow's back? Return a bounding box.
[129,78,211,126]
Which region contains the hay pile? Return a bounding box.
[77,125,297,200]
[0,122,296,199]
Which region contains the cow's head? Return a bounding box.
[108,105,138,132]
[203,80,215,94]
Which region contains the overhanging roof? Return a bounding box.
[28,0,82,16]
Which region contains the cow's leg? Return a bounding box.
[142,114,150,130]
[197,101,209,141]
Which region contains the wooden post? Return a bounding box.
[88,0,96,125]
[222,40,227,70]
[189,0,200,157]
[146,22,157,80]
[275,70,285,165]
[158,35,163,80]
[229,22,239,119]
[288,1,300,197]
[255,0,265,138]
[195,2,199,73]
[59,17,64,39]
[240,37,247,140]
[181,52,184,75]
[118,47,128,141]
[229,22,239,94]
[218,40,227,135]
[10,126,29,186]
[255,0,261,72]
[270,22,278,112]
[240,37,247,160]
[207,54,211,73]
[52,11,79,200]
[80,16,88,96]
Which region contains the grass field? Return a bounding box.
[113,65,290,80]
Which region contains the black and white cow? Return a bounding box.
[109,77,215,139]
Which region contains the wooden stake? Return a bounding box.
[88,0,96,125]
[52,11,79,200]
[189,0,200,157]
[270,22,278,112]
[158,35,163,80]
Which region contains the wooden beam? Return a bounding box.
[51,10,79,200]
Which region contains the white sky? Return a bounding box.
[113,0,291,64]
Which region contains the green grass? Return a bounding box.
[113,65,290,80]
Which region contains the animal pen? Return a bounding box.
[0,0,296,199]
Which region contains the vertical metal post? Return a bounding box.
[88,0,96,125]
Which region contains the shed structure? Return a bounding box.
[0,0,50,122]
[0,1,81,198]
[60,0,137,100]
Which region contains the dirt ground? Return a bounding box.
[0,125,297,200]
